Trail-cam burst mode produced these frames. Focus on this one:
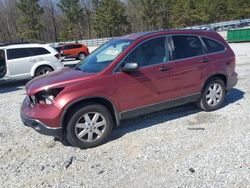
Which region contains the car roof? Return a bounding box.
[0,43,49,50]
[62,43,82,46]
[117,29,217,40]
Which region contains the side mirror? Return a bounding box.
[122,62,139,72]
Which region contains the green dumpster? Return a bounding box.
[227,28,250,42]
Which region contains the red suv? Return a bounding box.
[21,30,238,148]
[57,43,89,60]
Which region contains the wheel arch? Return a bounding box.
[61,96,120,133]
[78,51,86,56]
[31,63,54,77]
[202,73,227,94]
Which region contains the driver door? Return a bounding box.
[113,36,175,118]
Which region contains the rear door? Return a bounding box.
[0,49,7,78]
[6,48,33,77]
[73,44,82,56]
[63,45,76,57]
[29,47,51,63]
[170,35,210,103]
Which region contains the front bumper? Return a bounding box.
[20,98,62,138]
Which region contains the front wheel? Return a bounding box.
[66,104,113,149]
[197,78,226,111]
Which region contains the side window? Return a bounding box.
[30,48,50,56]
[7,48,33,60]
[172,35,204,60]
[202,37,225,53]
[69,45,75,49]
[121,37,167,68]
[75,44,82,48]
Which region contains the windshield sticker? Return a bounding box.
[104,49,120,56]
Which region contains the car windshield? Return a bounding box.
[75,39,133,73]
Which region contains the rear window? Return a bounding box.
[55,46,62,52]
[172,35,204,60]
[202,37,225,53]
[30,47,50,56]
[7,48,33,60]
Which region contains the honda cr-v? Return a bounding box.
[21,30,238,148]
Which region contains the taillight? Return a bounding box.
[55,54,60,59]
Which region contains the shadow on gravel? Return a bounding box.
[0,80,29,94]
[110,103,200,141]
[223,88,245,107]
[110,88,245,142]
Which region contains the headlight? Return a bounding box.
[30,88,64,105]
[43,95,55,105]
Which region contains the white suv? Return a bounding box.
[0,43,64,81]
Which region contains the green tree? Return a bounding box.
[159,0,174,29]
[188,0,210,25]
[127,0,173,32]
[58,0,84,41]
[171,0,192,27]
[209,0,228,22]
[93,0,128,37]
[171,0,212,27]
[126,0,144,32]
[17,0,44,41]
[92,0,100,10]
[140,0,162,30]
[235,0,250,19]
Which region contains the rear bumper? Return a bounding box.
[20,98,62,138]
[227,72,238,91]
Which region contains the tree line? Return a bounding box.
[0,0,249,43]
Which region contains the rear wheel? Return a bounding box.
[66,104,113,149]
[35,66,53,77]
[197,78,226,111]
[77,53,86,60]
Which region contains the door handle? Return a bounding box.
[159,66,171,71]
[201,58,210,63]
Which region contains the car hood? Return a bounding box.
[26,68,95,95]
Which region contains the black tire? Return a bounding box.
[197,78,226,111]
[35,66,53,77]
[66,104,113,149]
[77,52,86,60]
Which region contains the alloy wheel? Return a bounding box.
[205,83,223,106]
[75,112,106,142]
[37,67,52,76]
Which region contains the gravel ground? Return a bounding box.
[0,43,250,188]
